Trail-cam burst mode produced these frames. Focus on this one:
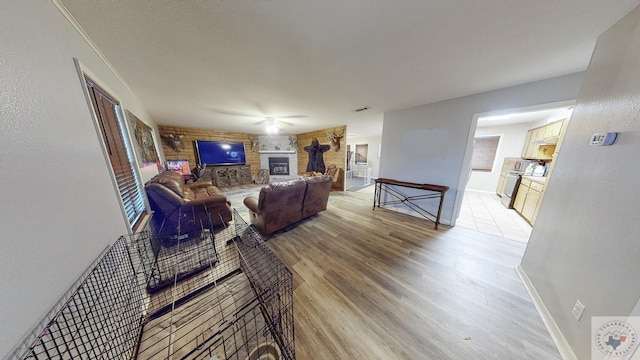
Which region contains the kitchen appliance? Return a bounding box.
[501,172,522,208]
[532,164,547,177]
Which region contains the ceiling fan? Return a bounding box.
[211,109,304,133]
[256,117,295,133]
[213,107,306,134]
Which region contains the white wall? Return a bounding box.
[521,5,640,359]
[347,135,382,179]
[0,2,157,357]
[466,122,531,192]
[380,72,584,225]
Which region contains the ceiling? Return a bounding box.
[476,101,575,128]
[57,1,640,137]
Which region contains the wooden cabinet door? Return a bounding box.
[544,120,564,138]
[532,191,544,225]
[521,130,533,158]
[215,167,229,186]
[525,129,541,159]
[227,167,240,185]
[513,184,528,213]
[521,189,541,222]
[497,174,507,196]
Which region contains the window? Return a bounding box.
[471,135,500,172]
[85,77,147,230]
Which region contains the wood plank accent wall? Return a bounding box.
[158,126,261,178]
[297,126,347,191]
[159,125,347,190]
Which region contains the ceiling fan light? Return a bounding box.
[265,124,279,133]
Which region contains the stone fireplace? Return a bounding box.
[268,157,290,175]
[258,135,299,181]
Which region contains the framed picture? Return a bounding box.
[127,110,159,166]
[355,144,368,165]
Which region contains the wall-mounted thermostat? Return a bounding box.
[590,132,618,146]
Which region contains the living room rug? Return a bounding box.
[222,184,264,222]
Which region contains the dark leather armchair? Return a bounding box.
[145,171,232,232]
[243,179,307,236]
[324,164,342,190]
[324,164,338,177]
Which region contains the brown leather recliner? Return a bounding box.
[324,164,342,190]
[145,171,232,232]
[243,179,307,236]
[302,175,333,219]
[324,164,338,177]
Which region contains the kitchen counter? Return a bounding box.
[522,175,546,184]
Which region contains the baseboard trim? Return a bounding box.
[516,265,577,360]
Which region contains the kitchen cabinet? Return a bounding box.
[544,120,563,139]
[521,120,564,160]
[496,172,507,196]
[513,179,529,213]
[514,177,544,225]
[532,191,544,224]
[521,131,533,158]
[522,129,537,159]
[521,182,542,222]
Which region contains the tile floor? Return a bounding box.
[457,190,532,243]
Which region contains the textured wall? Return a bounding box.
[381,73,584,225]
[521,6,640,359]
[0,2,155,357]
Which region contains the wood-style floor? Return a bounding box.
[262,186,561,359]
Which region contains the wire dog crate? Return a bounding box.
[18,208,295,360]
[134,214,218,294]
[17,234,145,359]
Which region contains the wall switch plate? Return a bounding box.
[572,300,586,321]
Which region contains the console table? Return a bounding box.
[373,178,449,229]
[212,165,251,186]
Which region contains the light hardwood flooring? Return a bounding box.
[261,186,560,359]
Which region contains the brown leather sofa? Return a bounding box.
[302,175,333,218]
[243,176,333,236]
[145,171,232,232]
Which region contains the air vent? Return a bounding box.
[354,106,369,112]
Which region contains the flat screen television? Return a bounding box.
[195,140,247,166]
[166,159,191,175]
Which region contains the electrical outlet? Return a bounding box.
[572,300,586,321]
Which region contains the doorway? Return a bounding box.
[457,101,574,242]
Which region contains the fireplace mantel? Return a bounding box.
[258,150,297,154]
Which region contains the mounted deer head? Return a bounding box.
[249,136,259,152]
[288,136,299,152]
[161,134,185,152]
[326,129,345,152]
